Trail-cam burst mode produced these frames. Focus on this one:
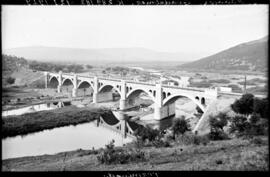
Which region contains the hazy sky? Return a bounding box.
[2,5,268,57]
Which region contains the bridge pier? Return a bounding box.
[72,88,77,97]
[72,74,78,97]
[119,80,127,110]
[118,111,127,138]
[57,71,62,93]
[119,99,127,110]
[44,72,48,89]
[154,83,163,120]
[93,76,99,103]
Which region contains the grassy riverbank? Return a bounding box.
[2,136,268,171]
[2,106,105,138]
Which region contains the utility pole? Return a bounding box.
[243,75,247,94]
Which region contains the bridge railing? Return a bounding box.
[126,80,156,86]
[162,85,205,92]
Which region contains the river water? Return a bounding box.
[2,120,133,160]
[2,101,136,160]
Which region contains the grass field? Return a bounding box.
[2,136,268,171]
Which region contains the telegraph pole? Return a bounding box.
[243,75,247,94]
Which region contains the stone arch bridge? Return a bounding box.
[45,71,219,132]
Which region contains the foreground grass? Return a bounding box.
[2,137,268,171]
[2,106,104,138]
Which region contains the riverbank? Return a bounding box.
[2,106,105,138]
[2,136,268,171]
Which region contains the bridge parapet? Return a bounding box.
[204,87,218,99]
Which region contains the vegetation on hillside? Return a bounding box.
[2,54,28,73]
[178,36,268,72]
[29,61,91,73]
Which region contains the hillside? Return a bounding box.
[2,54,28,74]
[178,36,268,72]
[3,46,198,65]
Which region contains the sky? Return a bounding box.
[2,5,269,58]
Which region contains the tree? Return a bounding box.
[253,97,268,119]
[86,65,93,69]
[208,113,229,140]
[229,115,250,135]
[6,77,15,84]
[231,93,254,116]
[172,117,190,139]
[209,112,229,131]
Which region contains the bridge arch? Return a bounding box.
[62,78,74,87]
[77,80,94,90]
[77,81,94,97]
[98,84,121,96]
[162,93,206,112]
[126,88,155,102]
[48,76,59,88]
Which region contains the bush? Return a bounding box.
[176,133,209,146]
[208,113,230,140]
[248,113,268,136]
[6,77,15,84]
[97,140,146,165]
[229,114,268,137]
[134,125,161,142]
[253,98,268,119]
[229,115,250,136]
[249,137,267,146]
[208,128,229,140]
[172,117,191,139]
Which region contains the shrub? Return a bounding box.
[97,140,146,165]
[253,98,268,119]
[176,133,209,146]
[134,125,161,142]
[229,115,250,136]
[229,114,268,137]
[6,77,15,84]
[249,137,267,146]
[208,113,230,140]
[172,117,191,139]
[231,93,254,116]
[209,113,229,131]
[208,128,229,140]
[247,113,268,136]
[150,138,171,148]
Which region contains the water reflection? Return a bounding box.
[2,110,138,160]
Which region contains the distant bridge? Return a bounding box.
[44,71,247,133]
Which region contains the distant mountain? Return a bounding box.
[3,47,200,65]
[178,36,268,72]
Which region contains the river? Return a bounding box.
[2,120,133,160]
